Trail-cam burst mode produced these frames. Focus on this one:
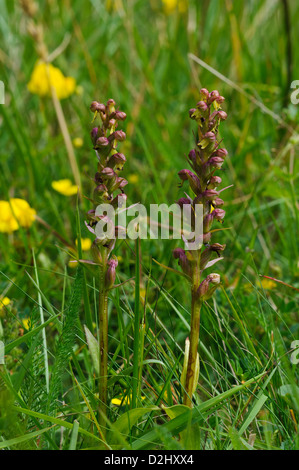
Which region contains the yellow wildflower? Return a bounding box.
[0,201,19,233]
[0,297,10,311]
[162,0,187,14]
[76,238,92,252]
[10,198,36,228]
[261,279,276,290]
[111,394,145,406]
[22,318,31,330]
[27,62,76,100]
[73,137,84,148]
[0,199,36,233]
[52,179,78,196]
[128,174,139,184]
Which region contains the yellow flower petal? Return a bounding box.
[52,179,78,196]
[111,394,145,406]
[0,201,19,232]
[10,198,36,228]
[76,238,92,251]
[27,62,76,100]
[0,297,11,311]
[22,318,31,330]
[261,279,276,290]
[0,199,36,232]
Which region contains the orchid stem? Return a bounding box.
[99,266,108,434]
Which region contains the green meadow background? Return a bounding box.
[0,0,299,450]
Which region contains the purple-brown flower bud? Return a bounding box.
[109,130,126,142]
[208,90,220,104]
[91,127,99,144]
[198,273,221,300]
[203,189,219,201]
[105,258,118,289]
[207,176,222,189]
[207,156,224,170]
[213,198,224,207]
[214,148,228,159]
[107,98,116,107]
[173,248,192,278]
[176,197,192,208]
[115,111,127,121]
[108,152,126,170]
[101,167,116,179]
[199,132,217,152]
[90,101,105,113]
[178,169,201,194]
[96,136,110,147]
[212,208,225,221]
[196,101,208,112]
[216,95,225,103]
[199,88,209,100]
[218,110,227,120]
[110,177,128,192]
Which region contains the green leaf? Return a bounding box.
[110,406,159,444]
[84,325,99,375]
[0,426,55,450]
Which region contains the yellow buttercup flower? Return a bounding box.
[0,297,10,312]
[73,137,84,148]
[76,238,92,252]
[52,179,78,196]
[10,198,36,228]
[0,199,36,233]
[111,394,145,406]
[0,201,19,233]
[28,62,76,100]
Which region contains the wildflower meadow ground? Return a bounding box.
[0,0,299,453]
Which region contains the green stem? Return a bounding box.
[98,267,108,433]
[132,238,141,409]
[183,293,202,407]
[183,254,201,407]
